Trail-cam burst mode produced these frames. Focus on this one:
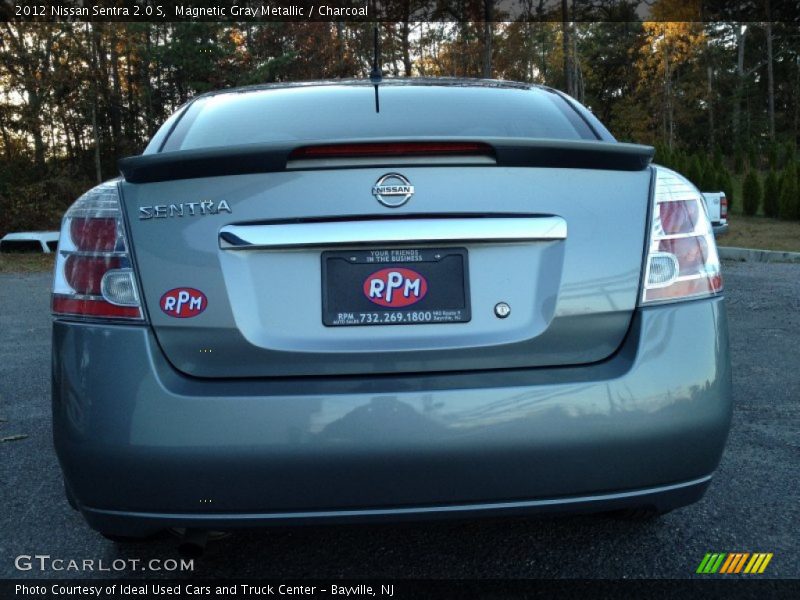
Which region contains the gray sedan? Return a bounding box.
[50,79,731,541]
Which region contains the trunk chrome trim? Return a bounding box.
[219,217,567,250]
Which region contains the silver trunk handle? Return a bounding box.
[219,217,567,250]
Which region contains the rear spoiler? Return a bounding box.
[118,138,654,184]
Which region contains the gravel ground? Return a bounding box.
[1,262,797,580]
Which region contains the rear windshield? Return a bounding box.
[161,85,596,151]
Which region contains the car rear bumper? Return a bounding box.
[53,297,732,536]
[713,222,729,236]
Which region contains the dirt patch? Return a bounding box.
[0,253,55,273]
[718,215,800,253]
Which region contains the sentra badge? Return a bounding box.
[139,200,231,220]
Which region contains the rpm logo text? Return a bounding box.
[160,288,207,318]
[363,267,428,308]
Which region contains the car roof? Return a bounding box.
[196,78,551,100]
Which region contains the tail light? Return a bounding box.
[289,141,493,160]
[52,181,144,320]
[641,167,723,305]
[720,194,728,220]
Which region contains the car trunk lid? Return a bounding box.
[119,139,653,378]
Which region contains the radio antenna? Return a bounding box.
[369,24,382,113]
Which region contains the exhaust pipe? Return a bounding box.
[177,528,209,558]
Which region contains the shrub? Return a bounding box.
[778,163,800,220]
[747,143,759,171]
[733,146,745,174]
[0,177,89,238]
[762,171,780,218]
[675,151,689,175]
[700,165,717,192]
[783,141,796,168]
[742,170,761,216]
[718,168,734,213]
[686,155,704,189]
[654,143,670,168]
[713,144,724,168]
[768,143,779,169]
[701,162,719,191]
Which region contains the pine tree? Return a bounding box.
[747,144,759,171]
[742,170,761,216]
[782,142,796,169]
[713,144,724,168]
[778,163,799,220]
[768,143,779,170]
[686,155,704,189]
[733,147,745,174]
[701,162,717,191]
[721,169,735,213]
[762,170,780,218]
[674,151,687,175]
[654,143,670,168]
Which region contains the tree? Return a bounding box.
[742,170,761,215]
[481,0,494,78]
[720,168,735,212]
[763,170,780,217]
[783,142,797,168]
[561,0,575,97]
[747,143,759,171]
[768,143,779,169]
[778,163,799,220]
[734,146,745,174]
[765,8,775,140]
[686,154,704,188]
[3,18,800,238]
[0,24,70,170]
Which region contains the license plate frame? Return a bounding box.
[321,247,471,327]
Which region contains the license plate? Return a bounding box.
[322,248,471,327]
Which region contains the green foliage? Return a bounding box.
[720,169,734,212]
[747,144,759,171]
[710,166,727,192]
[0,178,89,237]
[783,142,797,168]
[733,147,745,175]
[763,171,781,218]
[701,155,719,190]
[654,143,671,168]
[712,145,723,168]
[778,163,800,221]
[2,20,800,233]
[686,155,704,189]
[672,151,687,175]
[768,144,779,170]
[742,171,761,216]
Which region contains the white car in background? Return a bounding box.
[703,192,729,236]
[0,231,59,253]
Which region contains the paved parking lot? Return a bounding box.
[1,261,798,579]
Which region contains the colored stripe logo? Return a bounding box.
[696,553,773,574]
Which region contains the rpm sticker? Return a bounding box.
[363,267,428,308]
[160,287,207,318]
